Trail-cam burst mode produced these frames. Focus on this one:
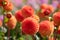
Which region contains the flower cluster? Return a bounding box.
[0,0,60,40]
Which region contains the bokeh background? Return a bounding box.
[11,0,59,10]
[0,0,60,14]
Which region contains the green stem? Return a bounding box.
[8,28,10,40]
[15,22,21,39]
[3,12,6,40]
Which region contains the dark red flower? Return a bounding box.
[22,17,39,35]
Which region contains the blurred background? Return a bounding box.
[10,0,59,10]
[0,0,60,14]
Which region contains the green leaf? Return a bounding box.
[4,17,9,23]
[41,37,48,40]
[0,36,3,40]
[17,37,24,40]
